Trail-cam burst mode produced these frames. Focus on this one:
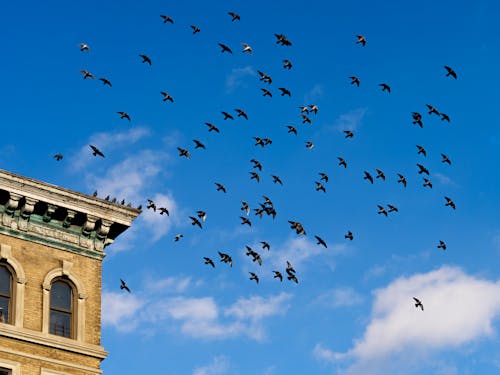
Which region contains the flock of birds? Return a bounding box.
[60,11,460,312]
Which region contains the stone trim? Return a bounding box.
[0,244,25,328]
[0,358,21,375]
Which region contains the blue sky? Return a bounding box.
[1,0,500,373]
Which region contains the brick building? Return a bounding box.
[0,170,140,374]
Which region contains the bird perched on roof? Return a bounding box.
[377,205,388,216]
[205,122,220,133]
[315,235,327,248]
[190,25,201,34]
[363,171,374,184]
[441,154,451,165]
[249,272,259,284]
[120,279,131,293]
[338,157,347,168]
[218,251,233,267]
[241,43,253,54]
[203,257,215,267]
[99,77,112,86]
[437,240,447,251]
[139,54,152,65]
[444,196,456,209]
[117,111,131,121]
[379,83,391,93]
[80,70,94,80]
[218,43,232,53]
[345,231,354,241]
[417,164,429,175]
[283,59,292,69]
[413,297,424,311]
[417,145,427,157]
[228,11,240,21]
[279,87,291,97]
[349,76,360,86]
[160,15,174,23]
[376,169,386,181]
[355,35,366,46]
[79,43,90,52]
[444,66,457,79]
[236,108,248,119]
[344,130,354,139]
[397,174,407,187]
[93,190,98,197]
[273,271,283,282]
[90,145,105,157]
[193,140,206,149]
[160,92,174,102]
[423,178,433,189]
[177,147,190,159]
[53,153,63,161]
[189,216,202,229]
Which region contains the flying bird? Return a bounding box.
[306,141,314,149]
[147,199,156,211]
[349,76,360,86]
[189,216,202,228]
[228,11,240,21]
[79,43,90,52]
[279,87,291,97]
[203,257,215,267]
[363,171,374,184]
[190,25,201,34]
[159,207,170,216]
[301,114,312,124]
[376,169,386,181]
[117,111,131,121]
[344,130,354,139]
[218,43,232,53]
[426,104,440,116]
[53,153,63,161]
[120,279,131,293]
[241,43,253,54]
[413,297,424,311]
[80,70,94,80]
[288,220,306,235]
[286,125,297,135]
[387,204,398,213]
[283,59,292,69]
[193,139,206,149]
[441,113,450,122]
[160,15,174,23]
[240,216,252,226]
[89,145,105,157]
[379,83,391,93]
[205,122,220,133]
[286,261,296,275]
[315,181,326,192]
[298,105,309,114]
[272,175,283,185]
[99,77,112,86]
[218,251,233,267]
[345,231,354,241]
[417,164,430,175]
[261,241,270,251]
[249,272,259,284]
[444,65,457,79]
[160,92,174,102]
[444,196,456,209]
[215,183,226,193]
[236,108,248,119]
[250,159,262,170]
[273,271,283,282]
[261,88,272,97]
[338,157,347,168]
[177,147,190,159]
[355,34,366,46]
[417,145,427,157]
[258,70,272,84]
[241,201,250,216]
[315,235,327,248]
[397,174,407,187]
[274,33,292,46]
[139,54,152,65]
[437,240,447,251]
[423,178,433,189]
[249,172,260,183]
[221,111,234,120]
[441,154,451,165]
[412,112,423,128]
[174,233,183,241]
[377,205,388,216]
[287,273,299,284]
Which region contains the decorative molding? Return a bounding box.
[0,243,25,327]
[0,358,21,375]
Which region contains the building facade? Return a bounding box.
[0,170,140,375]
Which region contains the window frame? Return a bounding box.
[49,277,76,339]
[0,262,15,325]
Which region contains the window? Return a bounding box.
[0,264,13,324]
[0,368,11,375]
[49,279,74,338]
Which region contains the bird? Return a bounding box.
[309,104,319,114]
[363,171,374,184]
[159,207,169,216]
[319,172,329,182]
[279,87,291,97]
[249,272,259,284]
[379,83,391,93]
[258,70,272,84]
[397,174,407,187]
[215,182,226,193]
[437,240,447,251]
[286,125,297,135]
[417,145,427,157]
[274,33,292,46]
[160,15,174,23]
[286,261,296,275]
[236,108,248,119]
[246,246,262,265]
[377,205,388,216]
[355,34,367,46]
[104,195,110,201]
[160,91,174,102]
[301,114,312,124]
[441,154,451,165]
[221,111,234,120]
[203,257,215,267]
[413,297,424,311]
[80,70,94,80]
[338,157,347,168]
[241,43,253,54]
[444,66,457,79]
[147,199,156,211]
[387,204,398,213]
[298,105,309,114]
[423,178,433,189]
[315,235,327,248]
[273,271,283,282]
[190,25,201,34]
[345,231,354,241]
[441,113,450,122]
[241,201,250,216]
[139,54,152,65]
[218,251,233,267]
[228,11,240,21]
[89,145,105,157]
[205,122,220,133]
[417,164,430,175]
[177,147,190,159]
[287,273,299,284]
[197,210,207,222]
[117,111,131,121]
[261,241,270,251]
[120,279,131,293]
[174,234,183,241]
[288,220,306,235]
[272,175,283,185]
[412,112,423,128]
[92,190,98,197]
[218,43,232,53]
[444,196,456,209]
[349,76,360,86]
[250,159,262,170]
[315,181,326,193]
[79,43,90,52]
[344,130,354,139]
[240,216,252,226]
[193,140,206,149]
[189,216,202,228]
[426,104,440,116]
[376,169,386,181]
[99,77,112,86]
[283,59,292,69]
[249,172,260,183]
[306,141,314,149]
[261,88,272,97]
[53,153,63,161]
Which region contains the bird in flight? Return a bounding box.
[387,204,398,213]
[205,122,220,133]
[147,199,156,211]
[249,272,259,284]
[417,145,427,157]
[261,88,272,97]
[315,181,326,192]
[397,174,407,187]
[53,153,63,161]
[190,25,201,34]
[444,65,457,79]
[363,171,374,184]
[283,59,292,69]
[379,83,391,93]
[279,87,291,97]
[221,111,234,120]
[79,43,90,52]
[240,216,252,226]
[377,205,388,216]
[241,201,250,216]
[441,113,450,122]
[215,183,226,193]
[349,76,360,87]
[426,104,440,116]
[90,145,105,157]
[417,164,430,175]
[249,172,260,183]
[261,241,270,251]
[228,11,241,21]
[355,34,366,46]
[177,147,190,159]
[241,43,253,54]
[444,196,456,209]
[80,70,94,80]
[197,210,207,222]
[120,279,131,293]
[218,43,232,53]
[258,70,273,84]
[193,140,206,149]
[274,33,292,46]
[159,207,169,216]
[306,141,314,149]
[236,108,248,119]
[376,169,386,181]
[413,297,424,311]
[315,235,327,248]
[301,114,312,124]
[189,216,203,229]
[273,271,283,282]
[99,77,112,86]
[272,175,283,185]
[174,234,183,242]
[437,240,447,250]
[286,125,297,135]
[117,111,131,121]
[441,154,451,165]
[345,231,354,241]
[161,92,174,102]
[423,178,433,189]
[338,157,347,168]
[203,257,215,268]
[319,172,329,182]
[160,15,174,23]
[288,221,306,235]
[139,54,152,65]
[344,130,354,139]
[218,251,233,267]
[412,112,423,128]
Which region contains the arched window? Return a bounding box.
[0,264,13,324]
[49,279,74,338]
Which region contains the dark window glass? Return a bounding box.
[0,368,11,375]
[0,265,12,323]
[49,280,73,338]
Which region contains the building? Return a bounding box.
[0,169,140,375]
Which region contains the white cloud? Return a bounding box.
[193,355,231,375]
[140,192,183,241]
[225,66,256,92]
[314,266,500,374]
[314,287,364,308]
[101,291,145,332]
[333,108,367,132]
[433,172,458,187]
[144,276,192,294]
